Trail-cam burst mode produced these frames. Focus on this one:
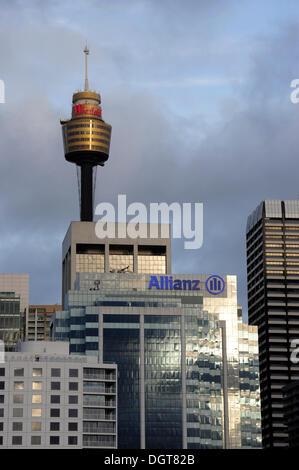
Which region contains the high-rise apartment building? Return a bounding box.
[0,341,117,448]
[246,200,299,447]
[26,305,62,341]
[52,271,262,449]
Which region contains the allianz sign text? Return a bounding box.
[148,276,200,291]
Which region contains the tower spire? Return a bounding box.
[84,45,89,91]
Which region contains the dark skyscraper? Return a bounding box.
[246,200,299,448]
[60,47,112,222]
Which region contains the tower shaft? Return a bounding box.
[80,163,93,222]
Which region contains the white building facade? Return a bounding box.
[0,341,117,448]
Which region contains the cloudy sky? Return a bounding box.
[1,0,299,319]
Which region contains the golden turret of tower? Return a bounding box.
[61,47,112,166]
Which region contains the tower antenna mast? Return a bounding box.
[84,45,89,91]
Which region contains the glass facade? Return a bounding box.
[53,272,262,449]
[109,255,133,273]
[144,315,182,449]
[103,315,140,448]
[76,254,105,274]
[185,311,223,449]
[138,255,166,274]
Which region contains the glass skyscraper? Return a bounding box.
[52,272,262,449]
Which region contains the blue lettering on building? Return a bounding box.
[148,276,200,291]
[148,275,225,294]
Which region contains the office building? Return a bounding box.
[0,274,29,351]
[62,222,171,307]
[0,341,117,448]
[26,305,62,341]
[246,200,299,447]
[52,271,262,449]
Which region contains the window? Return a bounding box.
[13,408,23,418]
[51,382,61,391]
[68,436,78,445]
[0,409,4,418]
[0,437,2,445]
[0,368,5,376]
[13,422,22,431]
[69,369,78,378]
[32,422,41,431]
[51,368,61,378]
[68,409,78,418]
[50,409,60,418]
[32,381,42,391]
[50,422,60,431]
[69,382,78,391]
[12,436,22,445]
[13,394,23,404]
[31,436,41,445]
[0,423,3,431]
[0,382,4,390]
[0,396,4,404]
[14,382,24,391]
[32,394,42,404]
[51,395,60,404]
[14,368,24,377]
[32,408,42,417]
[69,395,78,404]
[32,368,42,377]
[50,436,59,445]
[68,422,78,431]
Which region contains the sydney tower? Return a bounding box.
[61,47,112,221]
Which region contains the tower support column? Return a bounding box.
[80,163,94,221]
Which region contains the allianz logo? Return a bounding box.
[148,275,225,295]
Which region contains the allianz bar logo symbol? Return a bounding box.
[148,275,225,294]
[205,275,225,295]
[73,103,102,117]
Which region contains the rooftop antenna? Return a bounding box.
[84,45,89,91]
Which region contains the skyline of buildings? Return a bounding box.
[0,41,298,449]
